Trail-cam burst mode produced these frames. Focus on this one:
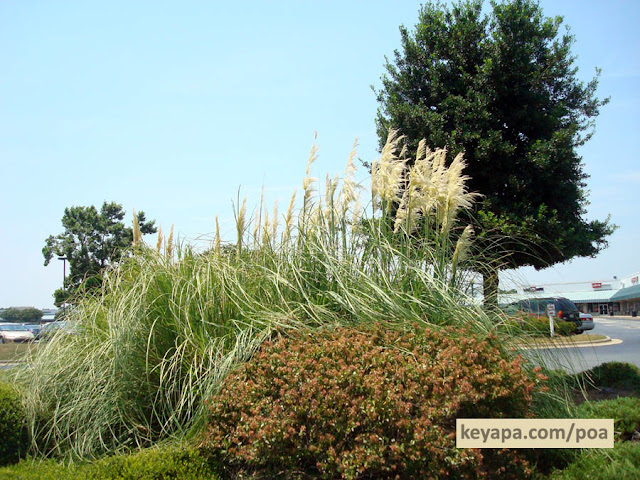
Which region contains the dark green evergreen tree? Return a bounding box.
[43,202,156,305]
[375,0,615,304]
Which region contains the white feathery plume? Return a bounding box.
[451,224,475,283]
[282,190,297,245]
[132,209,142,248]
[235,197,247,254]
[324,173,339,223]
[340,138,361,215]
[260,204,272,249]
[155,225,163,253]
[371,129,407,212]
[452,224,474,265]
[303,133,319,208]
[167,224,174,259]
[437,152,480,234]
[270,201,279,244]
[252,212,260,247]
[214,216,221,256]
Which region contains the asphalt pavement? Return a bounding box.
[529,316,640,374]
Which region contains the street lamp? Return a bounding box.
[58,256,67,317]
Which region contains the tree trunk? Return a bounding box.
[481,265,499,310]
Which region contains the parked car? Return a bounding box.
[578,312,595,332]
[0,323,35,343]
[509,297,583,332]
[35,320,78,341]
[24,324,44,336]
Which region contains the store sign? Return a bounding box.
[592,282,602,289]
[632,276,639,285]
[524,286,544,292]
[592,283,612,290]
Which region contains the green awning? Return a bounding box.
[611,284,640,301]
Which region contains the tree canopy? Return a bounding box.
[0,307,43,323]
[43,202,156,305]
[375,0,615,302]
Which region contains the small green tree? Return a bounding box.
[375,0,615,305]
[43,202,156,305]
[0,307,43,323]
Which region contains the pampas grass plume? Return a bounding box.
[156,225,163,253]
[132,209,142,247]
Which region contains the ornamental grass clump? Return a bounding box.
[202,324,546,479]
[21,130,504,458]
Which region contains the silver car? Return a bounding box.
[578,313,595,332]
[0,323,35,343]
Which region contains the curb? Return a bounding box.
[582,335,612,345]
[515,335,613,350]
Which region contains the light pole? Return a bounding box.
[58,256,67,317]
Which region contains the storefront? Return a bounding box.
[611,284,640,317]
[565,290,620,315]
[499,271,640,316]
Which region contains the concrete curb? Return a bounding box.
[516,335,615,350]
[583,335,612,345]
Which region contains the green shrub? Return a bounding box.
[525,367,582,475]
[576,397,640,442]
[506,314,576,336]
[203,325,546,479]
[0,447,218,479]
[580,362,640,392]
[0,458,75,480]
[0,381,29,466]
[550,442,640,479]
[555,320,579,336]
[86,447,218,480]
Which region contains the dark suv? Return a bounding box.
[510,297,581,328]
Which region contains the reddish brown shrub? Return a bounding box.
[202,325,547,479]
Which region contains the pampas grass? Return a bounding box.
[166,224,174,258]
[132,209,142,248]
[20,130,505,459]
[155,225,163,253]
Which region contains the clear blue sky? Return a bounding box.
[1,1,638,308]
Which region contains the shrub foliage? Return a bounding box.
[505,313,576,336]
[203,325,546,479]
[576,397,640,442]
[0,447,218,480]
[550,442,640,480]
[580,362,640,392]
[0,381,29,466]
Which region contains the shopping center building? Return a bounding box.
[499,271,640,317]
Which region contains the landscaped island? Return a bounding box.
[1,135,638,479]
